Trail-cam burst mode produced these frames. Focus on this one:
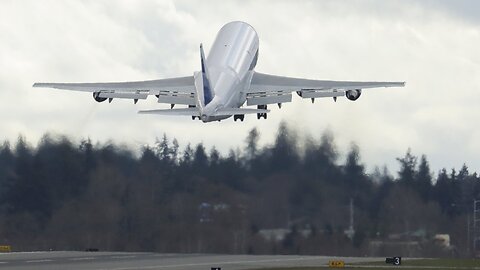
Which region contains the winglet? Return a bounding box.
[200,43,213,105]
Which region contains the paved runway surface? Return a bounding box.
[0,251,384,270]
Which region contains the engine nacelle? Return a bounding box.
[346,89,362,101]
[93,92,107,102]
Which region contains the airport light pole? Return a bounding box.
[473,200,480,257]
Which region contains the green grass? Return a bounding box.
[249,258,480,270]
[358,258,480,268]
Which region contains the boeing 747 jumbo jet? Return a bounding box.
[34,21,405,122]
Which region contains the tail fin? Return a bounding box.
[200,44,213,105]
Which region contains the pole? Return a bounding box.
[467,213,470,256]
[474,200,476,256]
[474,199,480,257]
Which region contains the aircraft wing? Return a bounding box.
[247,72,405,105]
[33,76,197,105]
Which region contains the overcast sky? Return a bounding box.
[1,0,479,175]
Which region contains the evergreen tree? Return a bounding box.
[415,155,432,201]
[270,121,298,172]
[343,144,366,188]
[193,143,208,173]
[0,142,14,198]
[434,168,460,217]
[210,147,220,167]
[171,138,179,165]
[181,144,194,167]
[0,125,478,255]
[396,149,417,185]
[245,128,259,162]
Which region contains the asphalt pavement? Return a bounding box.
[0,251,384,270]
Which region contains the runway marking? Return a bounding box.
[110,255,136,259]
[70,257,95,261]
[153,254,176,257]
[26,259,53,263]
[94,257,478,270]
[96,256,322,270]
[96,261,480,270]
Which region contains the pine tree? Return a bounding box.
[396,149,417,185]
[415,155,432,201]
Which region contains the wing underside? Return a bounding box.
[247,72,405,105]
[33,76,196,105]
[34,71,404,118]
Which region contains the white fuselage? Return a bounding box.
[197,21,259,122]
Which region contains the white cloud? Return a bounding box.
[1,0,479,174]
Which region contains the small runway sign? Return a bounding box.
[386,257,401,265]
[0,245,11,252]
[329,260,345,268]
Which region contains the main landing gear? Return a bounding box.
[257,105,267,119]
[234,114,245,122]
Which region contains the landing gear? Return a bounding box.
[190,105,198,120]
[257,105,267,119]
[234,114,245,122]
[257,113,267,119]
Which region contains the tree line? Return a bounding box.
[0,122,479,257]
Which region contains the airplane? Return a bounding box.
[33,21,405,123]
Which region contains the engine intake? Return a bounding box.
[93,92,107,102]
[346,89,362,101]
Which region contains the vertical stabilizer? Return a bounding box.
[200,44,214,105]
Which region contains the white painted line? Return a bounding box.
[110,255,136,259]
[97,260,480,270]
[26,259,53,263]
[0,262,7,264]
[153,254,176,257]
[96,256,322,270]
[70,257,95,261]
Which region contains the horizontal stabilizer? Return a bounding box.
[138,108,200,116]
[213,108,270,116]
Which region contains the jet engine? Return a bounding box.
[346,89,362,101]
[93,92,107,102]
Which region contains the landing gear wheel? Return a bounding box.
[234,114,245,122]
[257,105,267,120]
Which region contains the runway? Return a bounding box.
[0,251,384,270]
